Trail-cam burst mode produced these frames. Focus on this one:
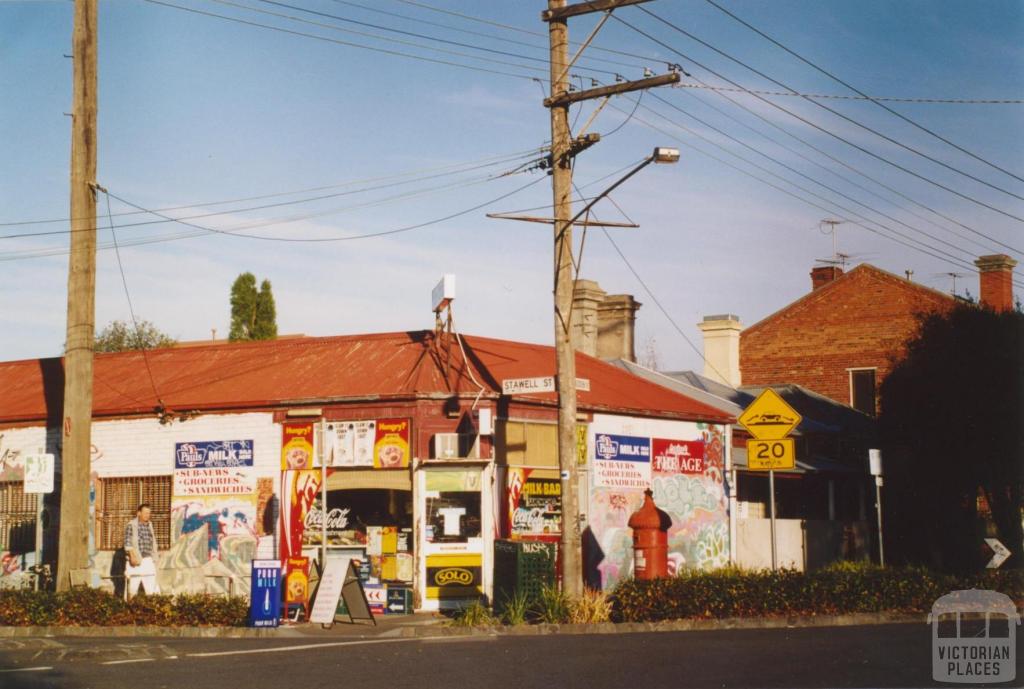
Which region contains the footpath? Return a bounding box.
[0,610,925,640]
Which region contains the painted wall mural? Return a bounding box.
[587,422,730,590]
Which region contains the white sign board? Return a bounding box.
[502,377,590,395]
[309,556,375,626]
[985,538,1011,569]
[23,453,55,494]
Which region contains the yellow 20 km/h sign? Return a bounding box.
[737,389,802,440]
[746,438,795,471]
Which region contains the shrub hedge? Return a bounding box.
[610,563,1024,623]
[0,588,249,627]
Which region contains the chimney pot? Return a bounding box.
[974,254,1017,311]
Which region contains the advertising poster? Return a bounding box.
[373,419,410,469]
[326,422,355,467]
[284,556,310,608]
[353,420,375,467]
[281,422,315,470]
[175,440,254,469]
[651,439,706,475]
[279,470,321,561]
[425,554,482,600]
[593,433,651,489]
[173,467,257,496]
[511,476,562,538]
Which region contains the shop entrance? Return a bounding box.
[417,466,492,610]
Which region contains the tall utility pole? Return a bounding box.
[544,0,676,595]
[57,0,98,591]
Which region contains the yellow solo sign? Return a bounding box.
[746,438,795,471]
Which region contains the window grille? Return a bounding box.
[0,481,38,553]
[97,476,172,550]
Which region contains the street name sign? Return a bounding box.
[502,376,590,395]
[738,389,802,440]
[746,438,795,471]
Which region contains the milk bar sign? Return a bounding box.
[175,440,254,469]
[502,376,590,395]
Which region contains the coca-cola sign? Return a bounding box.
[303,507,351,532]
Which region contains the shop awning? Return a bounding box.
[326,469,412,491]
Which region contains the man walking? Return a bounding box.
[124,503,161,596]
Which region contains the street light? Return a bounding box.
[564,147,680,229]
[554,146,679,593]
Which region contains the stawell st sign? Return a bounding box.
[175,440,254,469]
[594,434,651,489]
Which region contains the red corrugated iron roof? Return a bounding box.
[0,331,733,425]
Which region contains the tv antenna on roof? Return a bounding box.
[818,218,844,262]
[940,272,968,296]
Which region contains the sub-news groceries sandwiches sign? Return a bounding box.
[594,434,705,489]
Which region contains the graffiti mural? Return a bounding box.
[589,424,730,590]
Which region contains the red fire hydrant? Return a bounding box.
[627,489,671,579]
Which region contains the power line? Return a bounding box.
[666,84,1008,256]
[702,0,1024,183]
[615,11,1024,223]
[1,152,544,240]
[673,82,1024,105]
[329,0,649,72]
[142,0,539,81]
[645,91,1001,262]
[0,148,544,228]
[101,173,546,244]
[101,189,165,409]
[612,101,1023,287]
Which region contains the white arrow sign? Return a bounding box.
[985,538,1011,569]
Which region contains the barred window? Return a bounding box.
[0,481,38,553]
[97,476,172,550]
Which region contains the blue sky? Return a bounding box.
[1,0,1021,373]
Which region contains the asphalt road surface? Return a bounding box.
[1,623,1021,689]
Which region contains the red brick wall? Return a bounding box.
[740,266,952,406]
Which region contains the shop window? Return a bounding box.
[97,476,172,550]
[425,492,481,543]
[849,368,876,416]
[0,481,38,553]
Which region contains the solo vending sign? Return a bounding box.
[249,560,281,628]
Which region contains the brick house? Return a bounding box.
[733,255,1017,415]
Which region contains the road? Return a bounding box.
[1,623,1020,689]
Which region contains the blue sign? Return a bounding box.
[249,559,281,627]
[175,440,254,469]
[594,434,650,462]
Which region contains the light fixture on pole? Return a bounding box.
[869,449,884,567]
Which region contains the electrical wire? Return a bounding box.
[601,90,642,137]
[702,0,1024,183]
[665,85,1007,256]
[1,153,544,240]
[0,148,544,228]
[102,190,166,409]
[672,82,1024,105]
[610,101,1020,286]
[614,11,1024,223]
[102,174,546,244]
[142,0,539,81]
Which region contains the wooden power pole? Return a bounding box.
[544,0,676,595]
[57,0,98,591]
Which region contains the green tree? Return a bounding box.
[879,303,1023,570]
[94,319,176,352]
[229,272,277,341]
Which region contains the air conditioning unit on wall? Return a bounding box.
[432,433,480,460]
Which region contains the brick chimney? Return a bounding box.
[570,279,606,357]
[811,265,843,291]
[697,314,742,387]
[597,294,641,363]
[570,280,641,362]
[974,254,1017,311]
